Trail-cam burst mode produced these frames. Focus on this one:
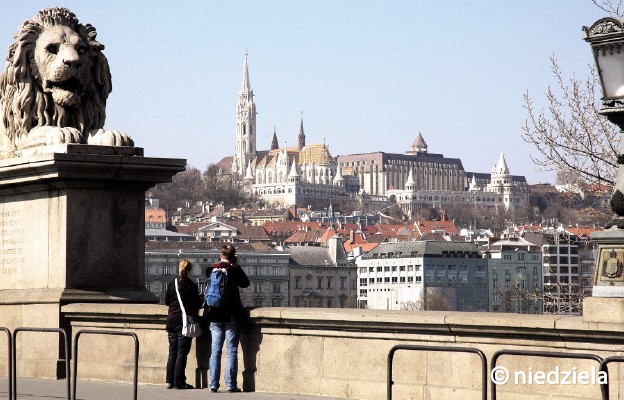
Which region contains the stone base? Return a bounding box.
[583,296,624,323]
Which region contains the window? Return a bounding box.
[384,277,390,283]
[253,299,263,307]
[392,277,398,283]
[272,282,281,293]
[384,266,390,272]
[340,277,347,289]
[400,277,406,283]
[271,298,282,307]
[161,281,168,292]
[317,277,323,289]
[359,289,367,296]
[254,266,262,276]
[295,276,301,289]
[408,265,414,272]
[163,265,171,275]
[360,278,367,287]
[518,253,525,261]
[327,299,332,308]
[327,277,333,289]
[273,266,282,276]
[254,282,262,293]
[408,276,414,283]
[146,281,153,291]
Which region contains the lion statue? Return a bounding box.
[0,7,133,157]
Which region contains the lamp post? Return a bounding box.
[582,18,624,316]
[583,18,624,219]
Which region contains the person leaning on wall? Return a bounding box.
[205,244,250,392]
[165,258,203,390]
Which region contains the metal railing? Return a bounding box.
[387,344,487,400]
[12,327,70,400]
[490,349,604,400]
[599,356,624,400]
[0,328,11,400]
[72,329,139,400]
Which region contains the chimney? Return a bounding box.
[350,229,355,242]
[290,204,297,219]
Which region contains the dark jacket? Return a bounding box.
[165,276,202,330]
[205,261,250,323]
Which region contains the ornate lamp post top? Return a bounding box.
[583,17,624,125]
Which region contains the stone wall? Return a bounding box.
[3,305,624,399]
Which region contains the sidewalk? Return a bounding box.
[0,377,346,400]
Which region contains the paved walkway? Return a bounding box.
[0,377,346,400]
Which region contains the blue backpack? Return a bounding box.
[205,268,227,308]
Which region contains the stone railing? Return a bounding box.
[6,304,624,399]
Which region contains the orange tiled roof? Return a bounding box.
[284,228,328,244]
[298,144,333,165]
[145,208,166,223]
[414,220,459,236]
[565,226,600,238]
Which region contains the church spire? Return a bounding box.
[242,50,251,93]
[234,50,257,176]
[271,126,279,150]
[298,111,306,150]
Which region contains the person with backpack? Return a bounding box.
[205,244,250,392]
[165,258,203,390]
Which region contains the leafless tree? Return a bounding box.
[523,57,618,188]
[542,282,589,315]
[591,0,624,16]
[401,287,453,311]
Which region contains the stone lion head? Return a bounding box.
[0,7,117,150]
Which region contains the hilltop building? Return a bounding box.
[228,52,359,206]
[219,53,529,214]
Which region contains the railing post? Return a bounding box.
[0,328,12,400]
[490,349,603,400]
[72,329,139,400]
[12,327,70,400]
[387,344,487,400]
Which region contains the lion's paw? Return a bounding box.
[87,129,134,147]
[24,126,84,147]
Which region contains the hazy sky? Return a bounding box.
[0,1,612,184]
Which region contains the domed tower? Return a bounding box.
[233,51,257,176]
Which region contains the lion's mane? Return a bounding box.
[0,7,111,147]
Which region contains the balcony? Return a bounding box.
[0,304,613,399]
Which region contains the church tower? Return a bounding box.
[298,113,306,150]
[233,51,257,176]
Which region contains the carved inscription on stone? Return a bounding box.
[0,207,24,274]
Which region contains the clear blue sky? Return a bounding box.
[0,1,611,184]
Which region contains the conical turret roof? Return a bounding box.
[494,151,509,175]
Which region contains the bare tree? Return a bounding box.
[591,0,624,16]
[401,288,453,311]
[523,57,619,188]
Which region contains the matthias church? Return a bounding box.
[219,53,529,214]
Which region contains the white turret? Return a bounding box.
[288,159,301,183]
[405,168,416,191]
[333,165,345,186]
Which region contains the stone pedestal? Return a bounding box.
[584,228,624,323]
[0,145,185,378]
